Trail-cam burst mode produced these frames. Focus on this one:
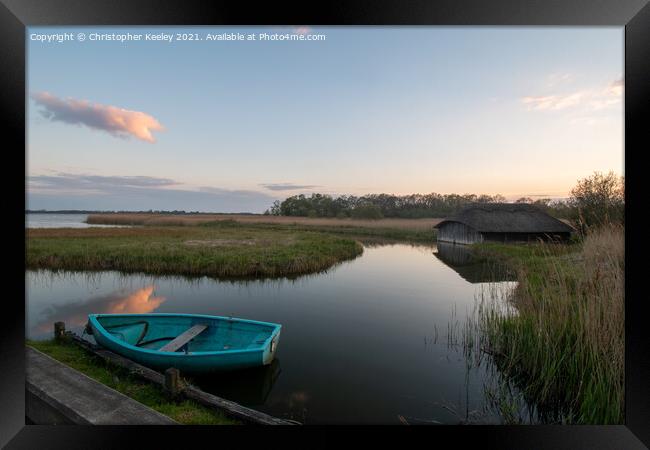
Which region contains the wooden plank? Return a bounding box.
[67,333,297,425]
[159,324,208,353]
[70,334,164,385]
[26,346,177,425]
[184,386,296,425]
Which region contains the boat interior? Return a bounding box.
[95,315,276,353]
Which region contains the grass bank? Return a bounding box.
[468,225,624,423]
[27,339,239,425]
[26,223,364,279]
[87,213,438,243]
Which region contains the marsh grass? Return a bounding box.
[27,339,238,425]
[86,213,438,243]
[205,222,436,243]
[26,224,364,279]
[87,212,441,228]
[461,225,624,424]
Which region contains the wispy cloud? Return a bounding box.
[521,78,622,112]
[522,92,585,111]
[291,26,312,35]
[588,78,623,110]
[31,92,164,143]
[260,183,321,191]
[27,172,276,213]
[606,78,623,96]
[28,173,178,195]
[270,26,313,35]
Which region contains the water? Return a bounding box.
[26,243,519,424]
[26,213,130,228]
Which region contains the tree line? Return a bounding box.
[264,171,624,232]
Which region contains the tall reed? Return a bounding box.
[471,225,624,423]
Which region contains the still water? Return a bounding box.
[26,242,519,424]
[26,213,130,228]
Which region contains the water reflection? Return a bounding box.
[191,358,282,407]
[26,213,132,229]
[26,244,521,424]
[434,242,515,284]
[30,284,165,337]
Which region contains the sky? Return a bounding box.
[27,26,624,212]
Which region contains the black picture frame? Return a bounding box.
[2,0,649,448]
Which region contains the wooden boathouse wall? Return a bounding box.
[437,223,571,245]
[481,232,571,243]
[436,221,483,245]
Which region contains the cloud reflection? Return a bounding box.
[33,285,165,335]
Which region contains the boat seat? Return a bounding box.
[159,324,208,353]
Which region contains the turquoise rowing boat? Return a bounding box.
[87,313,282,373]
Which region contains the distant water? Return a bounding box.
[26,213,130,228]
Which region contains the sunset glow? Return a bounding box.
[27,26,623,212]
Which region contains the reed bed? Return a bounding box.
[87,213,441,230]
[86,213,438,242]
[466,225,624,424]
[26,224,364,279]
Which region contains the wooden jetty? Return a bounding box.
[29,322,297,425]
[26,346,178,425]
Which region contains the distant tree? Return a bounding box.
[516,197,534,203]
[268,200,281,216]
[545,200,574,219]
[351,204,383,220]
[270,190,545,219]
[569,171,624,233]
[476,194,494,203]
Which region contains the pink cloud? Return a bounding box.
[522,92,585,111]
[33,285,165,334]
[603,78,623,97]
[292,26,311,35]
[31,92,164,143]
[521,78,622,112]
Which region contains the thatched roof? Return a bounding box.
[434,203,574,233]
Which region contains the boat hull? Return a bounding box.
[88,313,281,373]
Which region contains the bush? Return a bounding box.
[569,171,624,233]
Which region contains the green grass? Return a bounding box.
[465,226,624,424]
[26,223,364,279]
[472,240,582,297]
[27,339,239,425]
[199,220,436,243]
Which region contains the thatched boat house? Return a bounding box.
[434,203,574,245]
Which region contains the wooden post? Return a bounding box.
[164,367,181,398]
[54,322,66,342]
